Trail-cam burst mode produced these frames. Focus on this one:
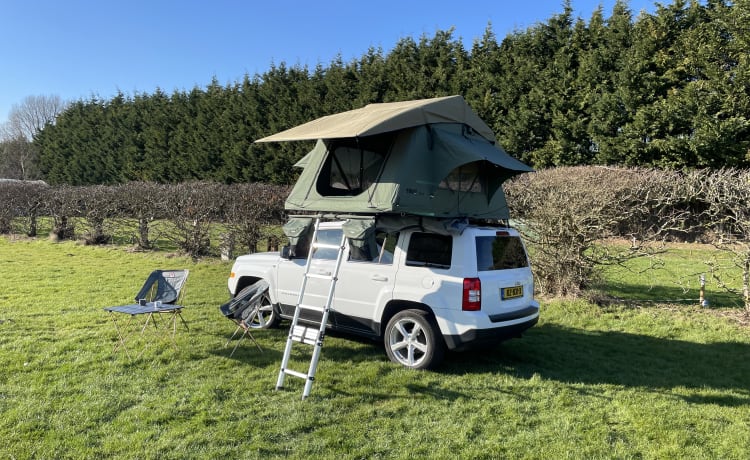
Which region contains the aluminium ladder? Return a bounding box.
[276,216,347,399]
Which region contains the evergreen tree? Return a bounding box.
[590,0,635,164]
[31,1,750,183]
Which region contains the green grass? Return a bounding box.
[599,242,745,308]
[1,237,749,459]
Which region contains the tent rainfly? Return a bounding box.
[256,95,534,220]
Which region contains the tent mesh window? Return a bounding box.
[316,132,395,196]
[439,161,486,193]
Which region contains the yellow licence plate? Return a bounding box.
[501,286,524,300]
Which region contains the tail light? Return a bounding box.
[462,278,481,311]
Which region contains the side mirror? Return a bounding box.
[281,245,292,259]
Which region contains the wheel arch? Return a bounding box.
[234,276,262,297]
[379,300,437,338]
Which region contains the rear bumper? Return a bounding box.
[443,315,538,350]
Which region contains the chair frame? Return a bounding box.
[105,269,190,359]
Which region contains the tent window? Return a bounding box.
[317,133,393,196]
[329,146,383,193]
[439,161,486,193]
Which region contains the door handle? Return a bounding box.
[371,274,388,282]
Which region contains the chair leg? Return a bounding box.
[228,331,247,358]
[176,311,189,331]
[228,327,262,357]
[245,329,263,353]
[225,325,243,348]
[225,316,263,357]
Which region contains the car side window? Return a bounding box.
[374,231,398,264]
[406,232,452,268]
[348,230,399,264]
[312,229,343,260]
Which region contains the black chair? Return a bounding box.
[219,280,268,356]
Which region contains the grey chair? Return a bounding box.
[219,280,268,356]
[135,269,190,330]
[104,269,190,358]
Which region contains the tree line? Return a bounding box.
[14,0,748,185]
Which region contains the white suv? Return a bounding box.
[227,220,539,369]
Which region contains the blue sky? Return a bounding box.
[0,0,657,126]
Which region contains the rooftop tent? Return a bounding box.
[256,96,533,220]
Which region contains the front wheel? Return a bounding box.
[245,292,280,329]
[384,309,445,369]
[234,282,280,329]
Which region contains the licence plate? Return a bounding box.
[501,286,523,300]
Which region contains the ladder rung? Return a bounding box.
[298,303,326,313]
[305,273,334,281]
[283,368,309,380]
[312,242,341,250]
[292,324,321,345]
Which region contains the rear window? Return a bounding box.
[476,235,529,270]
[406,233,452,269]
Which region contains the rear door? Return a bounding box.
[475,231,536,320]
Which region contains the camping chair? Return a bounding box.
[104,269,190,358]
[135,269,190,329]
[219,280,268,356]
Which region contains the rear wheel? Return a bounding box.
[384,309,445,369]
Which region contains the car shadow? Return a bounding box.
[441,323,750,406]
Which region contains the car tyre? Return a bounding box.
[234,284,280,329]
[384,309,445,369]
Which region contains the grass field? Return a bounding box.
[1,236,749,459]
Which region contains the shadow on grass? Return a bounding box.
[208,327,383,366]
[203,318,750,406]
[441,323,750,406]
[600,279,742,308]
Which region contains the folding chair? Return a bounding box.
[104,269,190,359]
[134,269,190,330]
[219,280,268,356]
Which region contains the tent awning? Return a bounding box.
[255,95,497,144]
[432,126,534,178]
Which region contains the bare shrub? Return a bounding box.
[115,182,170,249]
[506,166,703,296]
[0,181,47,236]
[0,182,18,233]
[43,185,80,240]
[224,183,288,253]
[699,169,750,310]
[75,185,122,245]
[161,181,225,258]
